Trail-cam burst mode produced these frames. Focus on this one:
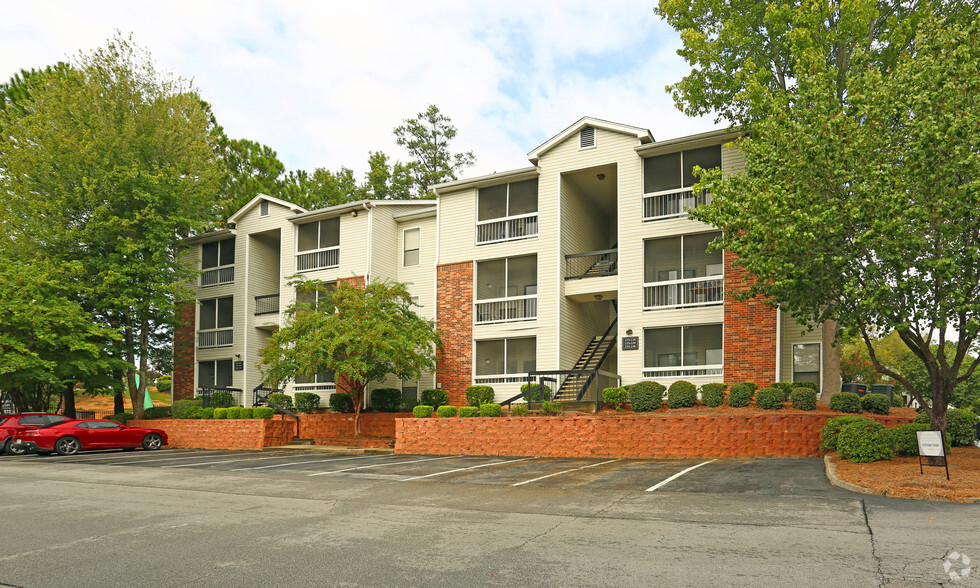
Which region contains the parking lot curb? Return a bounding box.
[823,454,980,503]
[265,445,395,455]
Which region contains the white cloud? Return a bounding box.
[0,0,721,180]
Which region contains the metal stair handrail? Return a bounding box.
[252,381,301,431]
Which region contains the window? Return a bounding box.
[198,359,233,389]
[793,343,820,385]
[294,372,336,395]
[403,227,420,267]
[476,179,539,244]
[401,378,419,402]
[295,372,335,385]
[580,126,595,149]
[260,200,269,216]
[199,297,234,330]
[644,325,723,376]
[296,282,335,313]
[476,337,536,378]
[296,218,340,271]
[475,255,537,323]
[643,233,723,309]
[202,238,235,270]
[642,146,721,221]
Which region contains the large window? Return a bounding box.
[198,359,233,389]
[198,297,233,348]
[295,371,335,395]
[476,178,538,244]
[475,255,537,323]
[644,324,723,377]
[403,227,420,267]
[643,146,721,220]
[475,337,536,382]
[200,237,235,286]
[296,281,335,313]
[643,233,723,309]
[793,343,820,385]
[296,218,340,271]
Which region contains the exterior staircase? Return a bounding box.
[552,322,617,402]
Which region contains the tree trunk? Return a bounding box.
[63,382,76,419]
[352,383,364,437]
[113,391,124,414]
[820,320,841,404]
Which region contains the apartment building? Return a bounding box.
[173,117,822,408]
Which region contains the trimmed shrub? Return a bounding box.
[208,390,236,409]
[142,406,171,419]
[465,385,495,407]
[829,392,862,413]
[913,412,929,425]
[155,376,172,393]
[510,404,529,417]
[755,387,785,410]
[213,407,228,419]
[199,408,214,419]
[947,408,980,446]
[860,393,891,415]
[399,399,420,412]
[837,419,894,463]
[628,381,666,412]
[420,389,449,408]
[700,383,727,408]
[295,392,321,414]
[891,423,952,456]
[183,406,202,419]
[254,407,274,419]
[480,403,502,417]
[107,412,135,424]
[820,415,872,451]
[226,407,242,419]
[744,382,759,394]
[370,388,403,412]
[727,383,753,408]
[793,381,818,393]
[539,401,562,416]
[789,388,817,411]
[602,387,628,411]
[328,393,354,414]
[239,408,254,419]
[667,381,697,408]
[891,394,904,408]
[772,382,795,401]
[413,405,434,418]
[459,406,479,418]
[172,398,203,419]
[437,405,458,418]
[267,393,293,410]
[521,383,552,402]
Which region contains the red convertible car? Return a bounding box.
[12,420,168,456]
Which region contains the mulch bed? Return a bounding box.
[590,403,919,418]
[831,445,980,503]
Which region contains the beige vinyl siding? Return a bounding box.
[395,215,437,321]
[780,313,822,382]
[721,142,745,175]
[369,206,398,282]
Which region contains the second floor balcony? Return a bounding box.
[643,187,712,222]
[475,295,537,324]
[198,328,233,348]
[296,246,340,272]
[200,265,234,287]
[254,294,280,315]
[476,213,538,245]
[643,276,724,310]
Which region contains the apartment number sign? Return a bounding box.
[621,336,639,351]
[234,361,244,371]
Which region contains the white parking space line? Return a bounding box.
[645,459,717,492]
[105,451,267,466]
[163,453,299,468]
[230,453,398,471]
[512,458,622,487]
[43,450,214,463]
[307,455,457,477]
[400,457,538,482]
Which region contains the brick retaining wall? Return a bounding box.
[297,412,409,440]
[130,419,296,450]
[395,414,914,459]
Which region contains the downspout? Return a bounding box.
[363,202,373,284]
[433,194,441,390]
[775,305,782,382]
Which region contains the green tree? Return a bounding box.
[0,33,222,419]
[260,280,441,435]
[0,62,72,121]
[394,104,475,198]
[685,10,980,431]
[363,151,414,200]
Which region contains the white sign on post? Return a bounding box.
[916,430,945,457]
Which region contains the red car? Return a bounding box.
[1,413,73,455]
[12,420,168,456]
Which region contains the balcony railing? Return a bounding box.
[198,328,233,348]
[293,382,336,398]
[642,366,724,378]
[254,294,280,315]
[476,213,538,245]
[475,295,537,324]
[200,266,234,287]
[296,246,340,272]
[643,276,724,310]
[565,248,617,280]
[643,188,713,221]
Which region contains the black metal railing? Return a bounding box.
[197,387,244,408]
[252,382,300,431]
[254,294,280,315]
[565,248,618,280]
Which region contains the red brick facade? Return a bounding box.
[723,251,777,386]
[395,413,913,459]
[436,261,474,406]
[172,301,196,401]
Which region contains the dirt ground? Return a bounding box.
[593,403,919,418]
[831,445,980,502]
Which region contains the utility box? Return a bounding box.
[841,383,868,396]
[870,384,894,400]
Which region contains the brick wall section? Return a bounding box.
[395,414,913,459]
[297,412,410,439]
[436,261,473,406]
[723,251,777,386]
[172,301,196,401]
[339,275,365,288]
[129,419,296,450]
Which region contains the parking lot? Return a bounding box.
[2,449,978,587]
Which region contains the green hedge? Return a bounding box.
[465,386,495,407]
[860,393,891,415]
[226,407,242,419]
[820,415,873,451]
[743,382,759,394]
[107,412,135,424]
[328,393,354,414]
[208,390,235,409]
[628,381,665,412]
[254,407,274,419]
[755,387,785,410]
[667,381,697,408]
[239,408,254,419]
[602,387,628,411]
[480,403,502,417]
[213,407,228,419]
[267,393,293,410]
[837,419,894,463]
[727,383,753,408]
[370,388,402,412]
[891,394,905,407]
[829,392,862,413]
[700,383,727,408]
[789,388,817,411]
[155,376,172,393]
[420,389,449,408]
[437,405,458,418]
[539,401,562,416]
[521,383,551,402]
[183,406,202,419]
[510,404,528,417]
[200,408,214,419]
[142,406,171,419]
[399,399,420,412]
[916,409,980,446]
[772,382,795,401]
[294,393,321,414]
[459,406,479,418]
[891,422,952,456]
[172,398,204,419]
[413,405,434,418]
[793,381,818,392]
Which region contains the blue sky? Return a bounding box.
[2,0,720,179]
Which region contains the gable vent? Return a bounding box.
[260,200,269,216]
[580,126,596,149]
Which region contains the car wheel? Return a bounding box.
[54,436,81,456]
[142,434,163,450]
[4,437,29,456]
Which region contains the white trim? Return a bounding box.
[228,193,305,224]
[402,226,422,268]
[528,116,652,163]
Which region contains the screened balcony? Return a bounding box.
[476,178,538,245]
[296,218,340,272]
[474,255,537,324]
[642,232,724,310]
